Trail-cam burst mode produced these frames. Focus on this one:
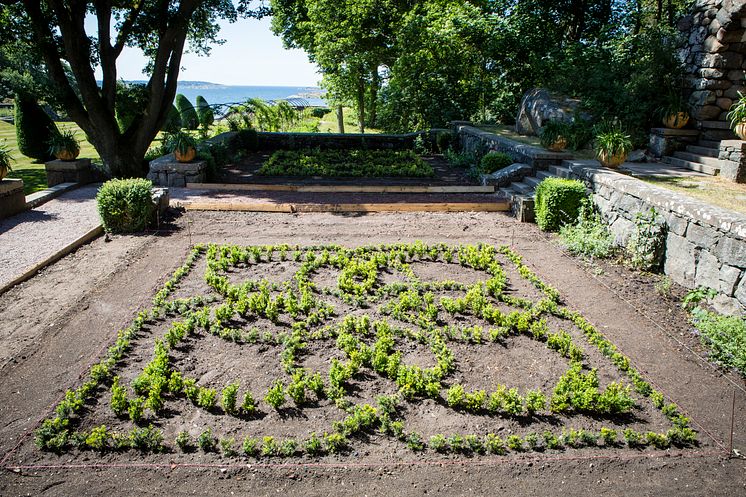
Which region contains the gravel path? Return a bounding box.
[0,184,101,290]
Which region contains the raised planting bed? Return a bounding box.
[257,149,435,178]
[33,243,697,461]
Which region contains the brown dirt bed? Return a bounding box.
[0,211,744,496]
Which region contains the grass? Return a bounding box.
[316,107,382,134]
[0,121,100,195]
[640,175,746,215]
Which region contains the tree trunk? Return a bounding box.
[357,75,365,134]
[369,67,379,129]
[90,134,146,178]
[336,106,345,134]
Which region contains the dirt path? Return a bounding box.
[0,210,744,496]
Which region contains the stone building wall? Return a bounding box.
[679,0,746,122]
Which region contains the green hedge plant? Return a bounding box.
[14,93,59,161]
[535,178,587,232]
[175,94,199,130]
[479,152,513,174]
[96,178,154,234]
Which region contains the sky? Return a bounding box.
[92,16,321,87]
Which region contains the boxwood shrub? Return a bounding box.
[535,178,587,232]
[96,178,154,233]
[480,152,513,174]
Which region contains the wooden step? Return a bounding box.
[685,145,719,158]
[663,156,720,176]
[673,151,723,167]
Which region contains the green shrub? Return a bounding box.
[479,152,513,174]
[162,105,182,133]
[434,131,453,153]
[175,94,199,130]
[115,82,149,133]
[195,95,214,128]
[227,129,258,155]
[259,149,434,178]
[535,178,587,232]
[558,200,615,258]
[14,93,59,161]
[96,178,154,234]
[626,208,665,271]
[691,307,746,377]
[311,107,329,119]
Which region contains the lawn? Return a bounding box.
[641,175,746,215]
[33,242,696,459]
[476,124,596,159]
[0,121,100,195]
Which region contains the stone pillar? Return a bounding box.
[718,139,746,182]
[678,1,746,123]
[147,154,207,187]
[45,158,94,187]
[0,178,27,219]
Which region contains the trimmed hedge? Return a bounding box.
[227,129,258,154]
[195,95,214,128]
[480,152,513,174]
[115,82,148,133]
[162,105,182,133]
[175,94,199,130]
[535,178,587,232]
[14,93,59,161]
[96,178,154,234]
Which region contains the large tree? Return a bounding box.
[0,0,265,177]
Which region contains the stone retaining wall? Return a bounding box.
[564,160,746,315]
[454,124,571,169]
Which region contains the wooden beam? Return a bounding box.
[177,201,510,213]
[185,183,496,194]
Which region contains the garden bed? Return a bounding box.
[30,242,698,461]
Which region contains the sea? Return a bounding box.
[171,82,327,108]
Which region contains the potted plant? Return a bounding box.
[656,92,690,129]
[48,129,81,161]
[727,91,746,140]
[0,142,14,180]
[165,131,198,162]
[540,120,570,151]
[594,124,633,169]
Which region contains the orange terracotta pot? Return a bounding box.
[597,150,627,169]
[547,137,567,152]
[0,163,8,180]
[735,122,746,140]
[662,113,689,129]
[55,149,80,161]
[174,147,196,163]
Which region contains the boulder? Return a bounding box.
[514,88,584,136]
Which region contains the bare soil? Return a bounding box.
[0,210,744,496]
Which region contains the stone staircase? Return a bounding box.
[660,121,737,176]
[499,165,571,222]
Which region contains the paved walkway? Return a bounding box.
[0,184,101,291]
[619,161,710,178]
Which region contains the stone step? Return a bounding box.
[548,165,573,178]
[511,181,535,195]
[663,156,720,176]
[701,128,737,141]
[673,151,723,167]
[697,139,721,149]
[685,145,719,158]
[523,176,543,188]
[535,170,555,181]
[698,120,732,130]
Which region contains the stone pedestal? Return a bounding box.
[648,128,699,158]
[147,154,207,187]
[45,158,93,186]
[0,178,27,219]
[718,140,746,183]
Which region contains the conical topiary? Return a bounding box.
[162,104,182,133]
[14,93,59,161]
[175,94,199,130]
[195,95,214,128]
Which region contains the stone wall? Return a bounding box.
[679,0,746,122]
[563,160,746,315]
[454,124,571,169]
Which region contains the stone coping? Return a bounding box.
[649,128,700,136]
[45,158,92,171]
[149,155,207,173]
[564,159,746,239]
[0,178,23,195]
[457,125,572,161]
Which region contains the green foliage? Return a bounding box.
[690,308,746,377]
[47,128,80,158]
[258,149,434,178]
[129,425,163,452]
[444,148,476,169]
[0,141,14,173]
[558,199,615,259]
[175,94,199,130]
[14,92,58,161]
[197,388,218,410]
[626,208,665,271]
[195,95,215,128]
[241,391,258,415]
[162,105,182,134]
[594,123,633,159]
[197,428,216,452]
[115,82,149,133]
[550,364,634,415]
[535,178,587,232]
[264,380,286,410]
[175,431,192,452]
[479,152,513,174]
[539,120,570,149]
[727,91,746,129]
[110,376,129,417]
[96,178,154,234]
[221,382,239,415]
[164,131,198,155]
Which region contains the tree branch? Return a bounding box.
[113,1,145,57]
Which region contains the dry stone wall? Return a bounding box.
[679,0,746,122]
